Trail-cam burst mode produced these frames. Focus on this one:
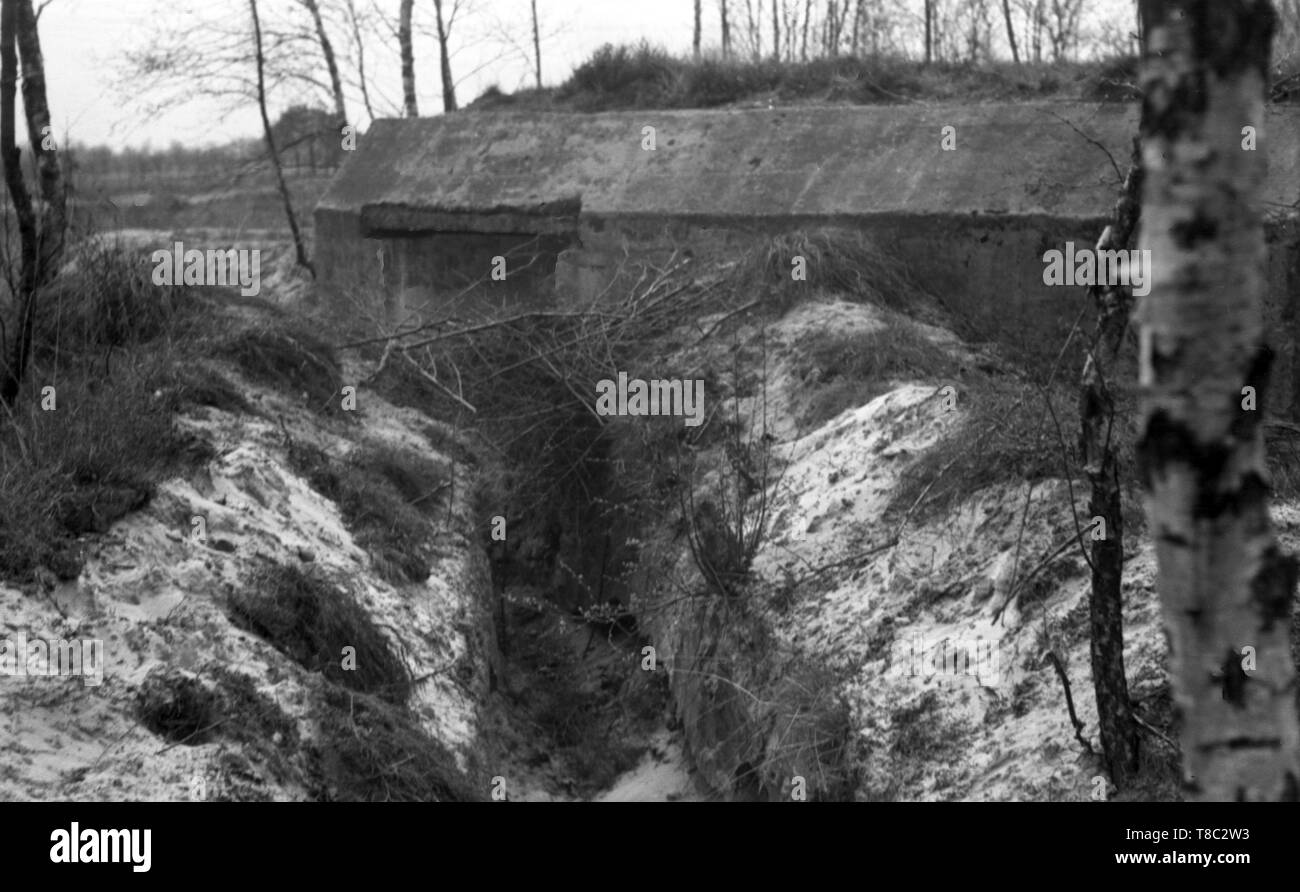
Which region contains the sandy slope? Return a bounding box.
[0,363,491,801]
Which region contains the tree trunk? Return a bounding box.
[772,0,780,59]
[250,0,313,277]
[346,0,376,121]
[399,0,417,117]
[14,0,62,284]
[0,0,35,408]
[432,0,457,112]
[531,0,542,87]
[924,0,932,63]
[694,0,702,58]
[721,0,730,58]
[1137,0,1300,801]
[1080,137,1143,790]
[301,0,347,130]
[801,0,811,59]
[1001,0,1019,63]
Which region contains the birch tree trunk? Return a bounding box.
[1137,0,1300,801]
[400,0,417,117]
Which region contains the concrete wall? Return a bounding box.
[315,207,572,323]
[315,102,1300,408]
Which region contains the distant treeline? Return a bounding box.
[24,104,346,194]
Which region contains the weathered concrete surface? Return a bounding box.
[315,102,1300,408]
[319,103,1300,221]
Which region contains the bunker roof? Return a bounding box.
[317,103,1300,234]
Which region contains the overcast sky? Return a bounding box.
[41,0,1131,150]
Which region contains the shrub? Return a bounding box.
[32,238,185,359]
[559,41,679,110]
[0,351,208,581]
[796,316,961,430]
[288,441,442,585]
[314,683,482,802]
[215,326,341,416]
[888,369,1080,522]
[731,229,944,320]
[226,562,411,702]
[135,667,220,745]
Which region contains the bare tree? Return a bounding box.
[0,0,64,408]
[432,0,457,111]
[764,0,774,59]
[1137,0,1299,800]
[250,0,313,276]
[300,0,347,130]
[1,0,35,408]
[1014,0,1045,61]
[14,0,61,275]
[400,0,417,116]
[531,0,541,87]
[1001,0,1019,62]
[694,0,702,58]
[924,0,932,63]
[721,0,731,58]
[1044,0,1083,61]
[344,0,377,120]
[795,0,806,58]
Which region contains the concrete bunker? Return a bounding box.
[315,103,1300,410]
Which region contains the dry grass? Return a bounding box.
[888,369,1081,523]
[287,439,447,585]
[795,313,962,430]
[0,349,210,581]
[226,562,411,702]
[314,683,483,802]
[214,326,342,417]
[731,228,946,320]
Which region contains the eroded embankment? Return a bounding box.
[602,297,1184,801]
[0,299,502,801]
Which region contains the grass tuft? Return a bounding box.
[288,440,446,585]
[314,683,482,801]
[226,562,411,702]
